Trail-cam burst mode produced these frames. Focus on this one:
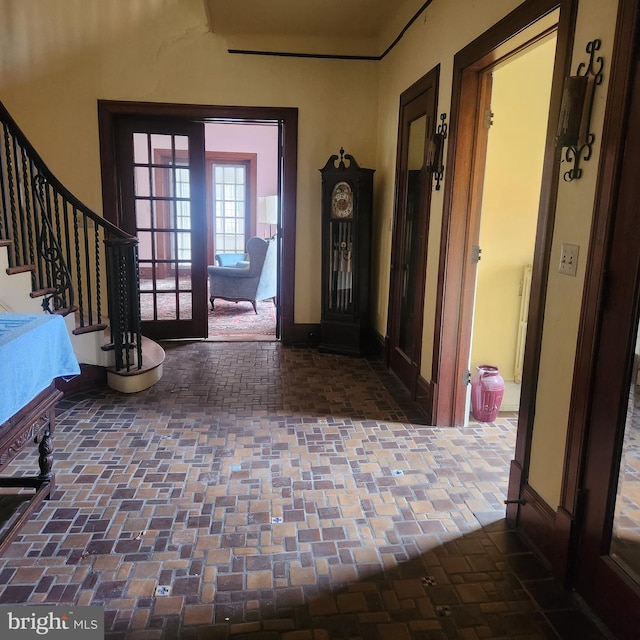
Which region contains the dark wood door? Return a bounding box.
[115,118,207,340]
[572,27,640,638]
[387,68,439,396]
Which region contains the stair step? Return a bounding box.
[6,264,35,275]
[72,323,108,336]
[30,287,57,298]
[1,241,163,392]
[100,341,137,352]
[106,337,165,394]
[51,306,78,316]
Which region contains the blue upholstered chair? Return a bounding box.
[207,236,277,314]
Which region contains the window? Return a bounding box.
[213,164,246,254]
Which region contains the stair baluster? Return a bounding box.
[0,101,142,373]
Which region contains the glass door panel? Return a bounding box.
[387,68,438,397]
[328,220,354,313]
[398,114,427,360]
[610,322,640,581]
[572,35,640,636]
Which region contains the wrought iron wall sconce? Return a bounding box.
[556,39,604,181]
[426,113,447,190]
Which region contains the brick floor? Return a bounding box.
[0,342,613,639]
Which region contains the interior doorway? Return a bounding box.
[97,101,298,346]
[203,122,279,342]
[468,35,557,420]
[431,0,571,428]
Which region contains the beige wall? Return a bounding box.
[0,0,379,325]
[0,0,622,510]
[373,0,618,508]
[373,0,528,375]
[528,0,618,507]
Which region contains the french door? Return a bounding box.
[115,118,207,340]
[572,17,640,636]
[387,68,438,397]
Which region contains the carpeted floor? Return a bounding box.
[139,277,276,341]
[207,299,276,341]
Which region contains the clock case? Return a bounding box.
[319,150,375,356]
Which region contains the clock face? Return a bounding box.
[331,181,353,219]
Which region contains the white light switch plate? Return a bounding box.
[559,243,579,277]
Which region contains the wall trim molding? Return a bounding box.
[227,1,435,61]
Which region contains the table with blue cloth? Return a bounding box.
[0,312,80,554]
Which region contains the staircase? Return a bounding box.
[0,102,164,393]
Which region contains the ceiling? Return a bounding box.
[203,0,428,58]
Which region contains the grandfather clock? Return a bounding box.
[319,148,375,356]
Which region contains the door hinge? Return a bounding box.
[471,245,482,264]
[462,369,471,386]
[483,109,494,129]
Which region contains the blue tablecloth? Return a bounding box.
[0,313,80,424]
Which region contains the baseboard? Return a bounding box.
[506,459,524,522]
[554,506,576,587]
[290,324,386,352]
[416,375,434,424]
[369,330,387,359]
[517,483,574,583]
[289,323,321,348]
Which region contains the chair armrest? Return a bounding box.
[207,265,254,278]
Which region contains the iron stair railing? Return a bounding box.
[0,101,142,373]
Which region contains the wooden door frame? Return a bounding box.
[386,66,439,400]
[97,100,298,346]
[431,0,576,430]
[560,0,640,631]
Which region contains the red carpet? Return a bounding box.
[139,277,276,341]
[207,298,276,340]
